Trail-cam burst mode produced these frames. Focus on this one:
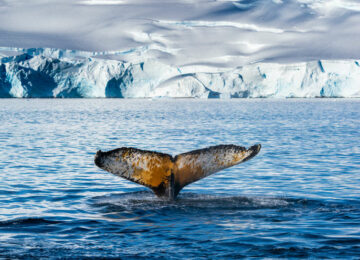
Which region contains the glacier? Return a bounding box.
[0,47,359,98]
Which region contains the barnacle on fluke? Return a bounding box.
[94,144,261,200]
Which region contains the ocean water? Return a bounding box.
[0,99,359,258]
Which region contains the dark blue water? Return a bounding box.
[0,99,359,258]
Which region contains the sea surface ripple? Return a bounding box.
[0,99,359,258]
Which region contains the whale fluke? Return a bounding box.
[94,144,261,200]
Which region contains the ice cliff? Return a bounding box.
[0,48,359,98]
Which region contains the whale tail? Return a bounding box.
[94,144,261,200]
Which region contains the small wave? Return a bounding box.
[177,193,291,209]
[91,191,360,217]
[0,217,62,227]
[91,191,329,212]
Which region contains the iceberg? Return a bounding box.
[0,48,359,98]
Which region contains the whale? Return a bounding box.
[94,144,261,200]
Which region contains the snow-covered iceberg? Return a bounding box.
[0,48,359,98]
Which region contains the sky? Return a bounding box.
[1,0,360,67]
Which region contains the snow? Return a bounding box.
[1,0,360,67]
[0,48,359,98]
[0,0,360,98]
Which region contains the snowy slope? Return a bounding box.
[1,0,360,67]
[1,48,359,98]
[1,0,360,98]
